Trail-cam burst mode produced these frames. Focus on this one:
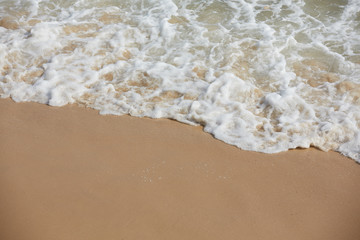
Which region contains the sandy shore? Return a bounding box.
[1,98,360,240]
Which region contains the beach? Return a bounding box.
[1,1,360,239]
[1,98,360,240]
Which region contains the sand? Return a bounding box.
[1,98,360,240]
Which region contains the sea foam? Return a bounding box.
[1,0,359,161]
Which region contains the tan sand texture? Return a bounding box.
[1,98,360,240]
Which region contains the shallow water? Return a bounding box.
[1,0,359,161]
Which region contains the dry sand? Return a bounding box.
[1,98,360,240]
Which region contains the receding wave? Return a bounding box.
[1,0,360,161]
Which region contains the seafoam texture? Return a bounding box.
[1,0,359,161]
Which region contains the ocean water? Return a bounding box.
[1,0,359,161]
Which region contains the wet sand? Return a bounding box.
[1,98,360,240]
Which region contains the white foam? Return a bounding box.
[1,0,359,162]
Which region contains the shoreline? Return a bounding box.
[1,98,360,240]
